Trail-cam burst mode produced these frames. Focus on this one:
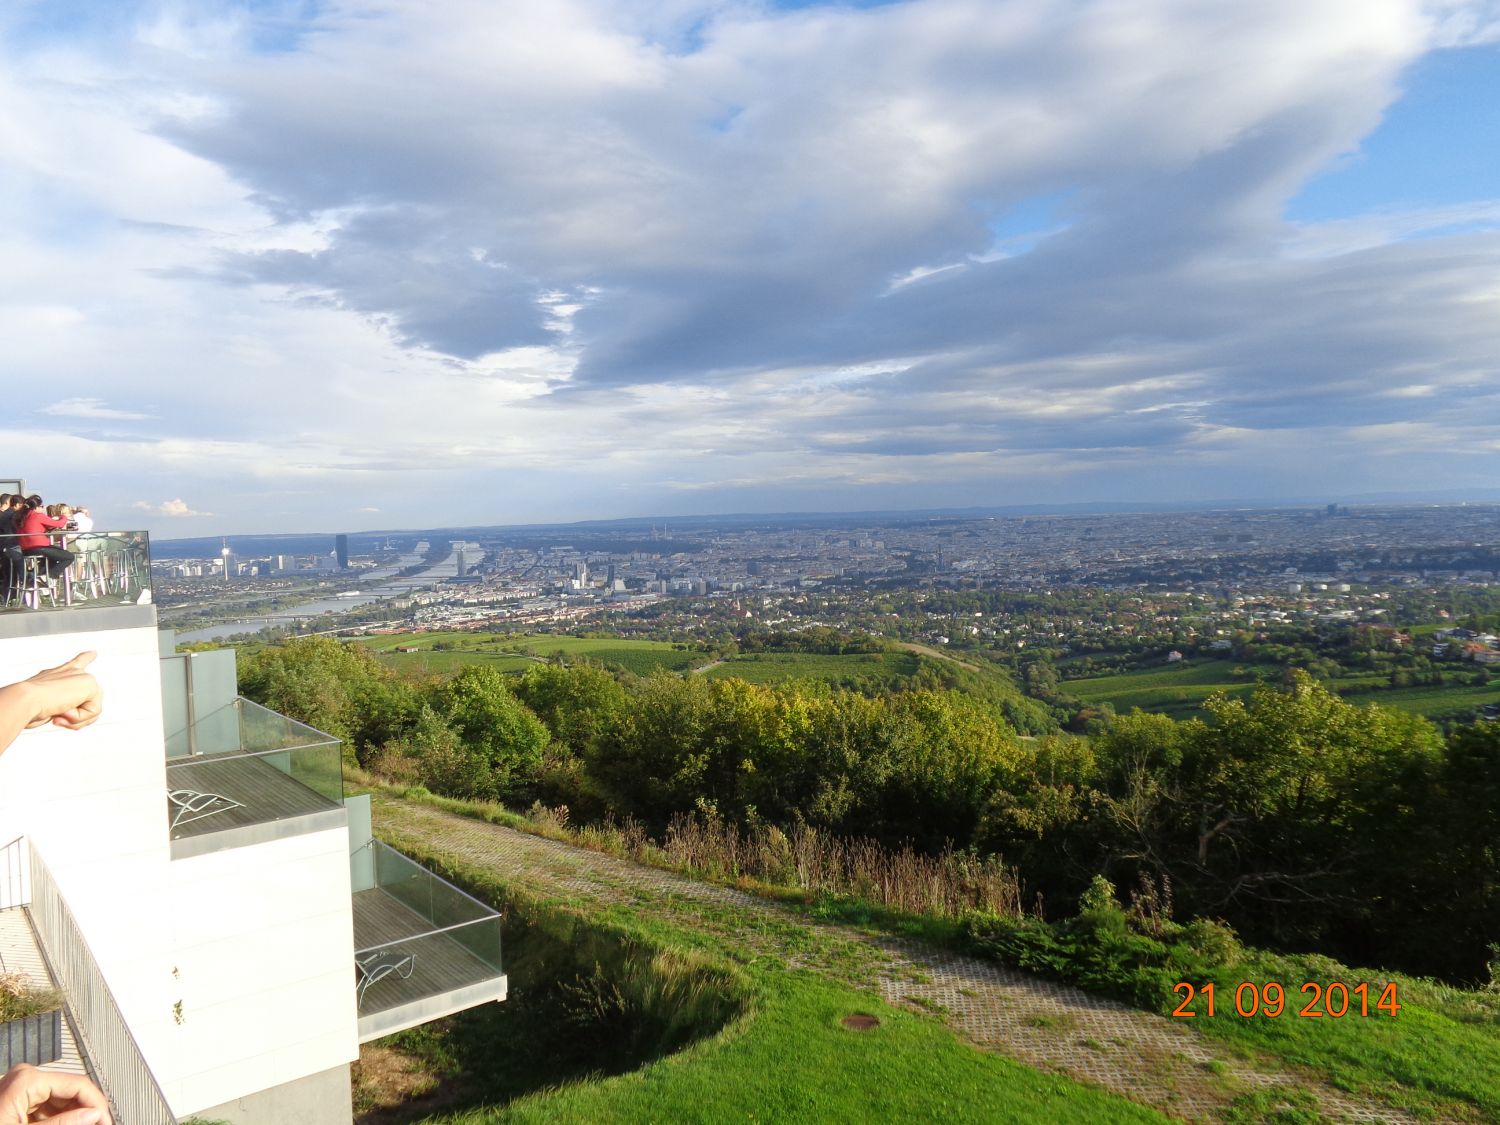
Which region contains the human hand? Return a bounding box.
[20,653,103,731]
[0,1064,112,1124]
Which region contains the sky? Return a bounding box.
[4,0,1500,536]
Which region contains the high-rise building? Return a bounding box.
[0,521,506,1123]
[335,534,349,569]
[454,548,466,578]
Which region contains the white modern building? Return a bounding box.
[0,527,506,1123]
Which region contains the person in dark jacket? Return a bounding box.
[0,495,20,596]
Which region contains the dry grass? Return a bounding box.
[528,801,1023,922]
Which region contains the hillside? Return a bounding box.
[353,791,1494,1123]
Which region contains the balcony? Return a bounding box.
[351,839,506,1042]
[1,530,152,616]
[165,697,345,858]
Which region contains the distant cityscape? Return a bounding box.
[150,502,1500,643]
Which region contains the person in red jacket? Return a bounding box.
[16,496,74,583]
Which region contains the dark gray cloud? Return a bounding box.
[226,208,551,357]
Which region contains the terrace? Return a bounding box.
[350,839,506,1040]
[164,696,346,858]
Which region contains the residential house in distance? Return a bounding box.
[0,514,505,1123]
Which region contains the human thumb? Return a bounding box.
[40,1109,108,1125]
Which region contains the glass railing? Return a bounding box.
[165,697,344,841]
[352,840,503,1020]
[0,530,152,612]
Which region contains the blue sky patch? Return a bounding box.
[1287,45,1500,222]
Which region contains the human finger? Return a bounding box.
[50,706,101,731]
[26,1071,111,1122]
[41,653,96,677]
[31,1109,109,1124]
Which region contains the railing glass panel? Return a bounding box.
[165,698,344,841]
[352,840,503,1019]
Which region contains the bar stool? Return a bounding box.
[0,555,21,609]
[113,540,145,598]
[19,555,57,610]
[72,549,106,601]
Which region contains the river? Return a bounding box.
[172,540,485,644]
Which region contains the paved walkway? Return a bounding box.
[0,908,88,1077]
[372,796,1431,1124]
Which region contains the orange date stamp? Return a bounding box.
[1171,981,1400,1019]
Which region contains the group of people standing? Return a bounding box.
[0,493,93,597]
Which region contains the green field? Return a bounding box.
[1066,660,1273,717]
[363,631,705,676]
[1347,678,1500,717]
[703,650,922,687]
[1067,659,1500,720]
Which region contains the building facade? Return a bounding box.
[0,529,505,1123]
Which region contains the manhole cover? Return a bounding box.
[841,1013,880,1031]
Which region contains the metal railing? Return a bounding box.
[27,846,176,1124]
[0,837,27,912]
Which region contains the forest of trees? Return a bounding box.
[240,637,1500,984]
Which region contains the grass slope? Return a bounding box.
[377,841,1168,1125]
[1184,951,1500,1121]
[379,786,1500,1124]
[483,974,1163,1125]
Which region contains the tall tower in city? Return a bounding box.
[335,533,349,569]
[455,548,466,577]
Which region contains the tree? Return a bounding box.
[430,666,549,798]
[238,636,422,764]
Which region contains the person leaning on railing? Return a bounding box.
[0,653,110,1123]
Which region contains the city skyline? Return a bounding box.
[5,1,1500,536]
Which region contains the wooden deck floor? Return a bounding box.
[166,753,337,840]
[352,889,501,1016]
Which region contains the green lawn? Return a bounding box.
[480,973,1165,1125]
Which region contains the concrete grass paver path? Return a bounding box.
[373,796,1430,1125]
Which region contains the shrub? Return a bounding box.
[963,899,1243,1012]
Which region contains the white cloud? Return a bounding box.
[133,498,211,518]
[39,397,155,421]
